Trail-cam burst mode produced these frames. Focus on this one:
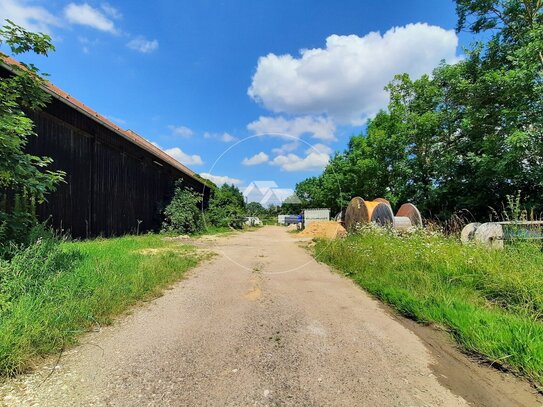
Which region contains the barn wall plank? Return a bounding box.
[25,97,209,238]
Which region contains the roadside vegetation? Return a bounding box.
[0,232,205,376]
[315,228,543,387]
[161,181,249,234]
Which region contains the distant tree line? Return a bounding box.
[295,0,543,220]
[162,182,306,234]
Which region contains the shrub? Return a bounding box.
[205,184,246,229]
[206,205,245,229]
[162,181,203,234]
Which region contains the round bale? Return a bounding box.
[393,217,412,231]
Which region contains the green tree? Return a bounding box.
[246,201,265,216]
[0,20,65,243]
[280,194,303,214]
[161,181,203,234]
[448,0,543,215]
[206,184,246,229]
[295,1,543,220]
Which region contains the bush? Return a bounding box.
[205,184,246,229]
[161,181,203,235]
[206,205,245,229]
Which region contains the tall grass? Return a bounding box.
[314,227,543,386]
[0,234,203,376]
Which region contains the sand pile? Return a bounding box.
[298,221,347,239]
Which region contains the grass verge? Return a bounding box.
[313,228,543,387]
[0,234,206,376]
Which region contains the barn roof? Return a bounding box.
[0,55,202,183]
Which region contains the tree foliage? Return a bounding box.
[296,0,543,219]
[0,20,64,244]
[206,184,246,229]
[161,181,203,234]
[246,201,265,215]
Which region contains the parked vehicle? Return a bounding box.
[277,215,299,226]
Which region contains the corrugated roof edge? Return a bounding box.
[0,54,211,187]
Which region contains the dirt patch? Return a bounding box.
[244,287,262,301]
[139,246,214,260]
[298,221,347,239]
[412,322,542,407]
[138,247,179,256]
[163,235,191,242]
[196,235,220,242]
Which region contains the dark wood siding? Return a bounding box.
[25,96,209,238]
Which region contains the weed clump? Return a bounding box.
[0,236,81,312]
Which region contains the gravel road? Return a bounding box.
[1,226,541,406]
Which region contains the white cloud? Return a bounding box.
[64,3,116,33]
[101,3,122,19]
[247,115,336,141]
[248,23,459,124]
[127,36,159,53]
[220,133,237,142]
[164,147,203,166]
[203,132,238,142]
[168,125,193,138]
[200,173,242,186]
[272,141,299,155]
[306,143,333,155]
[271,152,329,172]
[0,0,60,33]
[242,152,269,166]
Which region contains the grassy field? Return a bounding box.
[0,234,206,376]
[314,227,543,387]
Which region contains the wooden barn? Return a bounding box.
[1,57,210,238]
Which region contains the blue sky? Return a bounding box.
[0,0,476,198]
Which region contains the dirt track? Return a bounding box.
[1,226,541,406]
